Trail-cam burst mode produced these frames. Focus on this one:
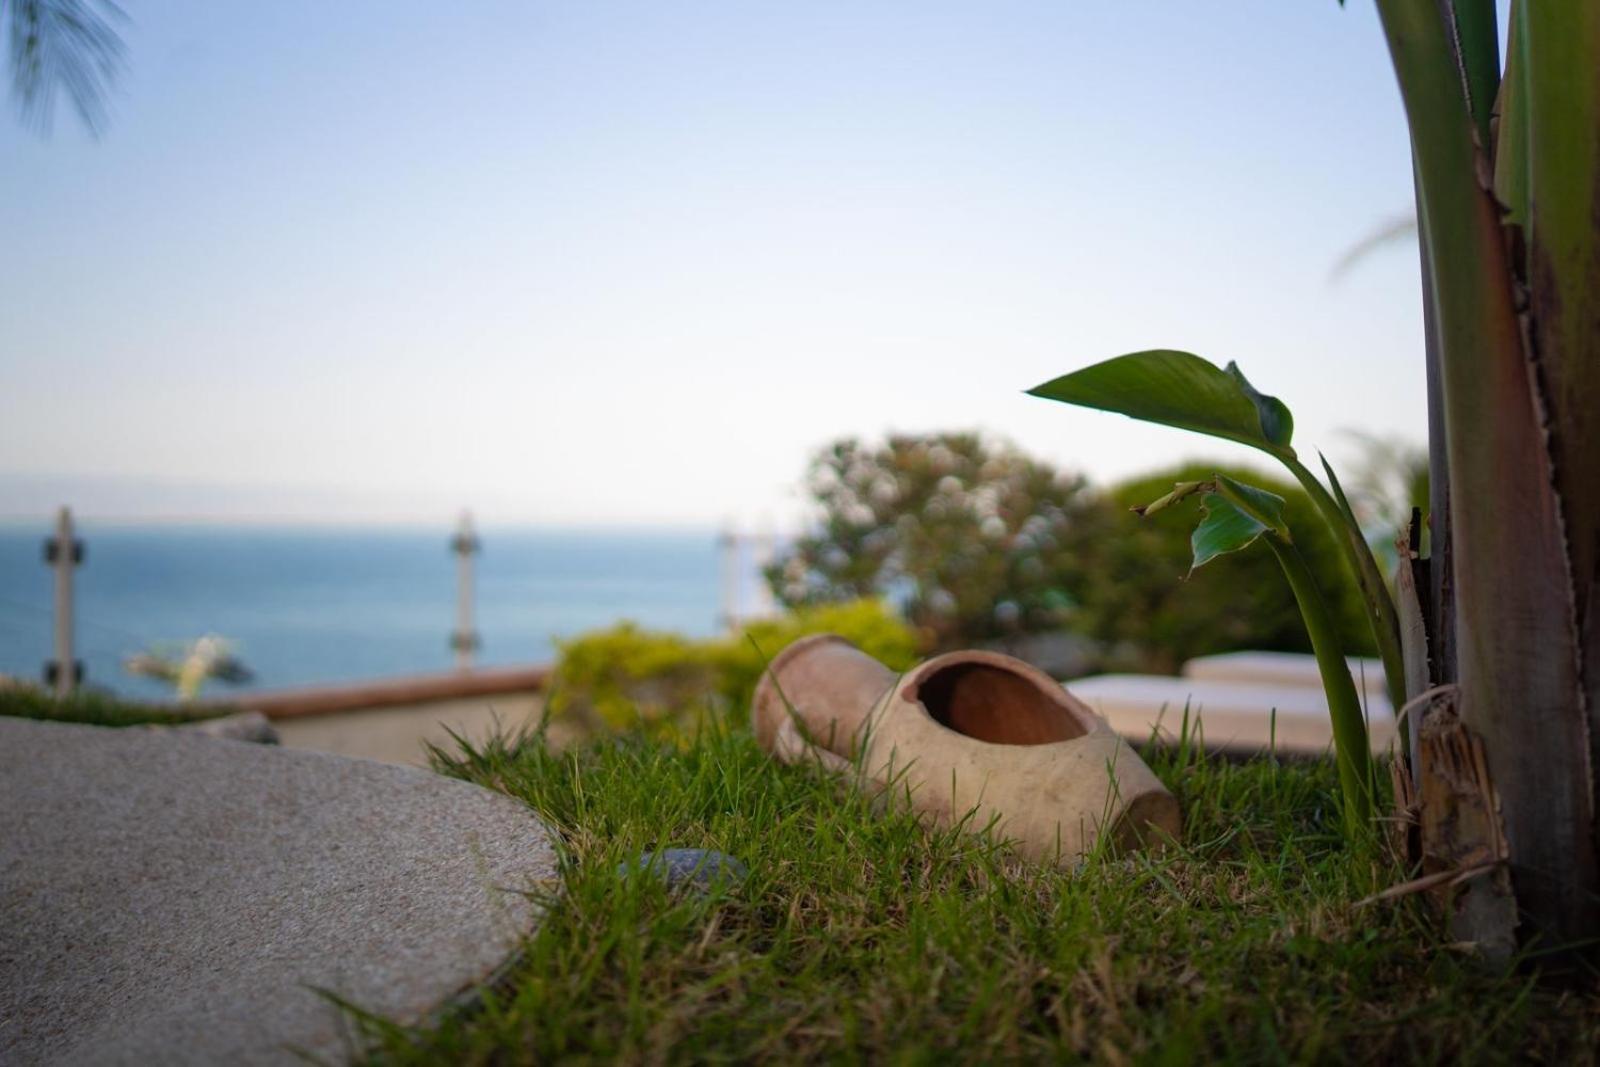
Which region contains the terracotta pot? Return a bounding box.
[751,634,1180,863]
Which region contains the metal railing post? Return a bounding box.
[449,511,481,670]
[43,506,84,696]
[718,527,740,633]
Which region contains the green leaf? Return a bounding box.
[1191,492,1269,572]
[1224,362,1295,447]
[1185,476,1290,573]
[1494,9,1530,228]
[1028,350,1295,453]
[1214,474,1291,535]
[1318,452,1363,533]
[1450,0,1501,150]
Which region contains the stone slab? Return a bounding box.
[1065,674,1396,755]
[0,718,558,1065]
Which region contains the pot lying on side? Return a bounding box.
[751,634,1181,865]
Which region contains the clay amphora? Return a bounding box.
[751,634,1180,864]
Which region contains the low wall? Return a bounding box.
[227,666,553,767]
[270,693,547,766]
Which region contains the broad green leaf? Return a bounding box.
[1028,350,1295,453]
[1190,492,1270,573]
[1214,474,1291,536]
[1172,476,1290,573]
[1224,363,1295,448]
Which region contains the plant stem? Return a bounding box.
[1279,454,1408,712]
[1264,534,1373,837]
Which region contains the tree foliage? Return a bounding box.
[766,433,1106,651]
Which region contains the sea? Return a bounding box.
[0,523,737,701]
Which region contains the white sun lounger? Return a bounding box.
[1181,650,1388,700]
[1063,672,1396,756]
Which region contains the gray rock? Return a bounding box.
[620,848,748,891]
[0,717,557,1065]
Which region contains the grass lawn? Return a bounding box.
[350,718,1599,1064]
[0,685,227,727]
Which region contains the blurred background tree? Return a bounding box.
[766,433,1110,652]
[553,444,1404,739]
[1337,430,1430,574]
[6,0,125,135]
[1081,462,1375,673]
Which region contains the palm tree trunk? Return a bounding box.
[1379,0,1598,955]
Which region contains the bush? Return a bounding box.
[545,625,715,734]
[548,599,918,736]
[722,600,920,708]
[1077,461,1375,673]
[767,433,1109,651]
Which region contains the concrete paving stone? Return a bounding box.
[0,717,558,1065]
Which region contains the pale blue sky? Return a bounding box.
[2,1,1432,526]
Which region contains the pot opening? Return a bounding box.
[913,662,1087,745]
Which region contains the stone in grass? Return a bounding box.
[620,849,748,891]
[146,709,281,744]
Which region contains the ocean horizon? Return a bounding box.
[0,521,756,701]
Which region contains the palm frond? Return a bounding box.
[7,0,125,136]
[1328,213,1418,281]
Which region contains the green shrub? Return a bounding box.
[548,599,918,737]
[545,624,713,734]
[720,599,920,708]
[1076,461,1375,673]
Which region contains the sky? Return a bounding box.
[1,1,1433,529]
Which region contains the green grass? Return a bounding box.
[355,717,1599,1064]
[0,685,228,727]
